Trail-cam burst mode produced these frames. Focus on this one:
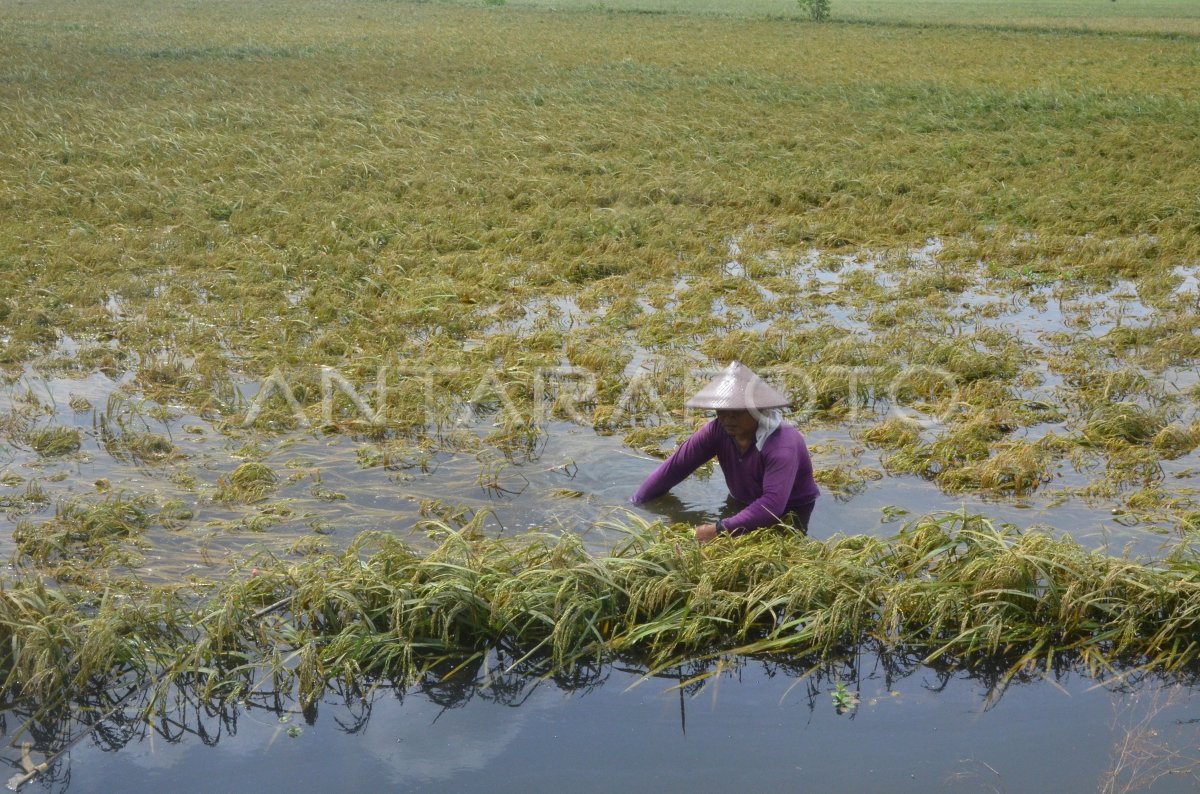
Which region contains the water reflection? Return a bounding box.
[633,491,728,527]
[7,648,1200,793]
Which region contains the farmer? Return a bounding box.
[631,362,819,543]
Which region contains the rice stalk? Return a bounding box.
[8,514,1200,719]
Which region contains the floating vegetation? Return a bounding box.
[100,430,175,464]
[0,480,51,519]
[11,494,152,567]
[1081,402,1167,448]
[240,503,294,532]
[938,441,1058,496]
[26,427,82,458]
[858,417,920,450]
[1152,423,1200,460]
[310,485,347,501]
[814,464,880,500]
[214,462,279,504]
[157,499,194,530]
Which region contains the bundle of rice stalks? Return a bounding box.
[1081,402,1165,447]
[7,511,1200,716]
[26,426,82,457]
[11,494,153,566]
[214,462,278,503]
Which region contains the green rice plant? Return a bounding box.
[1067,368,1161,408]
[9,513,1200,727]
[11,494,153,566]
[134,356,192,401]
[214,462,279,504]
[921,339,1020,384]
[1081,402,1166,448]
[104,430,175,463]
[803,369,873,419]
[900,270,971,298]
[1152,422,1200,460]
[858,416,920,449]
[1143,327,1200,369]
[158,499,194,530]
[93,393,176,463]
[0,579,90,700]
[924,415,1012,469]
[1105,445,1165,487]
[0,478,51,518]
[937,441,1057,495]
[1179,511,1200,534]
[418,498,477,529]
[26,426,82,457]
[815,464,880,500]
[242,509,291,532]
[1125,487,1171,512]
[884,365,960,412]
[879,440,934,477]
[623,425,683,458]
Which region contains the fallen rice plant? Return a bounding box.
[11,494,153,568]
[5,513,1200,715]
[2,8,1200,776]
[1,0,1199,515]
[25,427,82,458]
[213,462,279,504]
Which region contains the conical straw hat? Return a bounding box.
[685,362,790,410]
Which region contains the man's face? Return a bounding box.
[715,409,758,438]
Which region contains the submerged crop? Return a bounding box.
[1,1,1199,530]
[3,12,1200,785]
[6,514,1200,724]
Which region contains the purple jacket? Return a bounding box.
[631,419,819,535]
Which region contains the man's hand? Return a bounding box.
[694,523,719,543]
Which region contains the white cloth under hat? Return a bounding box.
[754,408,783,451]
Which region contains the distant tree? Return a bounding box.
[797,0,830,21]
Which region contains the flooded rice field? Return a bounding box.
[5,239,1200,578]
[5,0,1200,788]
[7,243,1200,790]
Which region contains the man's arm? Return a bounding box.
[631,421,719,504]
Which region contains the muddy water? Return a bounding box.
[22,658,1200,793]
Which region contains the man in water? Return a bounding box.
[631,362,819,542]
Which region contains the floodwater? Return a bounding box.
[8,655,1200,793]
[0,380,1186,581]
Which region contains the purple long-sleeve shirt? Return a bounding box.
[631,419,819,535]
